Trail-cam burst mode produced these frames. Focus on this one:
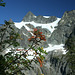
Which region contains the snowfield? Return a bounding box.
[15,18,60,33]
[44,44,66,54]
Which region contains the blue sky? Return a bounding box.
[0,0,75,24]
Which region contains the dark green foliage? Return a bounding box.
[0,21,21,74]
[0,20,20,52]
[0,21,47,74]
[0,0,6,7]
[0,55,7,75]
[65,31,75,75]
[0,55,11,75]
[4,50,32,74]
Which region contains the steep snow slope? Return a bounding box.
[15,18,60,33]
[44,44,66,54]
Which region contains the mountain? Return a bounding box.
[22,11,35,22]
[0,10,75,75]
[22,11,57,23]
[49,10,75,45]
[14,12,61,51]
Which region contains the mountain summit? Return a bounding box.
[22,11,35,22]
[25,11,35,16]
[22,11,57,23]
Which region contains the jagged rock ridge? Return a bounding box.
[49,10,75,45]
[22,11,57,24]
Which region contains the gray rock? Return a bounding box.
[26,24,34,29]
[22,11,57,23]
[49,10,75,45]
[34,15,46,23]
[21,50,70,75]
[22,11,35,22]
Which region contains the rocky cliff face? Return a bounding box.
[21,50,69,75]
[49,10,75,45]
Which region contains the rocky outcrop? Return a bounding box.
[34,16,57,24]
[41,50,69,75]
[21,50,69,75]
[22,11,35,22]
[49,10,75,45]
[22,11,57,24]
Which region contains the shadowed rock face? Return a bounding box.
[22,11,57,24]
[49,10,75,45]
[21,50,69,75]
